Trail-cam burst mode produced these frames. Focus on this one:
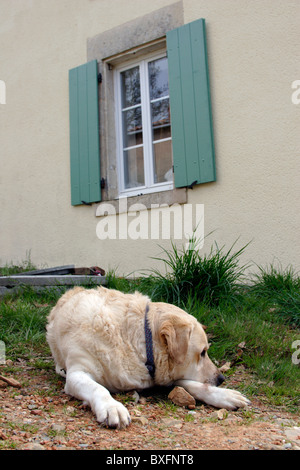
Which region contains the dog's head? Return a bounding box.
[153,303,224,387]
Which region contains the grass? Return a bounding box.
[1,240,300,411]
[134,236,250,307]
[0,251,36,276]
[250,264,300,328]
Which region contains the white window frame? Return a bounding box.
[114,51,173,198]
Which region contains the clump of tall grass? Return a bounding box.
[251,264,300,328]
[0,251,36,276]
[139,236,250,307]
[0,295,50,358]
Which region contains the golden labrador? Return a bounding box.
[46,287,250,428]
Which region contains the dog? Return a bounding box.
[46,286,250,428]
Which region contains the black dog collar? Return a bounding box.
[144,304,155,379]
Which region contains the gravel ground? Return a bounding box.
[0,360,299,451]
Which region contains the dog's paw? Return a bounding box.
[94,398,131,429]
[213,388,251,410]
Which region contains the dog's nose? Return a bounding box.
[216,373,225,386]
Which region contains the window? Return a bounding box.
[115,54,173,197]
[69,17,216,206]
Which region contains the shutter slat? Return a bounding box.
[87,61,101,202]
[69,60,101,205]
[167,19,216,188]
[190,20,215,183]
[69,68,81,205]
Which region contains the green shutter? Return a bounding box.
[167,19,216,188]
[69,60,101,205]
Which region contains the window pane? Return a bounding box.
[124,147,145,189]
[121,66,141,108]
[151,99,171,141]
[148,57,169,101]
[153,140,173,183]
[122,107,143,148]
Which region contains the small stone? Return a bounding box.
[65,406,76,415]
[132,416,148,426]
[21,443,45,450]
[28,404,38,410]
[211,409,228,420]
[284,427,300,443]
[219,362,231,373]
[50,423,65,433]
[160,418,181,427]
[216,409,228,420]
[283,443,292,449]
[131,391,140,404]
[168,386,196,408]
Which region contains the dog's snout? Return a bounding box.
[216,373,225,387]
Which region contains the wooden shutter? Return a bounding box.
[167,19,216,188]
[69,60,101,205]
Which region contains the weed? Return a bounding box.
[251,264,300,327]
[138,235,250,307]
[184,413,195,422]
[0,251,36,276]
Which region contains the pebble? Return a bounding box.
[131,391,140,404]
[50,423,65,433]
[21,443,45,450]
[283,443,292,449]
[168,386,196,409]
[28,404,38,410]
[284,427,300,442]
[211,409,228,420]
[132,416,148,426]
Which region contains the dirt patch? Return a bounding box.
[0,361,299,451]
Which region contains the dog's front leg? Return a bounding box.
[175,379,251,410]
[65,370,131,429]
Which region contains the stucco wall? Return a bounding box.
[0,0,299,276]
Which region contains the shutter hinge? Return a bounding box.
[98,73,102,84]
[187,180,198,189]
[100,177,106,189]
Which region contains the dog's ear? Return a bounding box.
[160,319,192,364]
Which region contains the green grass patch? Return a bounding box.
[135,236,250,307]
[1,244,300,411]
[250,264,300,328]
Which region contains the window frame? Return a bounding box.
[114,51,174,198]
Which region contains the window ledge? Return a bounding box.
[95,187,187,216]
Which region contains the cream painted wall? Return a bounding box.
[184,0,300,272]
[0,0,299,276]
